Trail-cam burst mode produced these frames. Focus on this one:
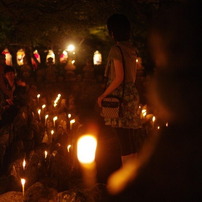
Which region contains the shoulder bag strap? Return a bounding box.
[116,45,125,101]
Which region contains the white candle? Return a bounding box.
[42,104,46,112]
[77,134,97,188]
[53,116,58,127]
[45,114,49,126]
[21,178,26,196]
[22,159,26,170]
[67,145,72,152]
[141,109,147,119]
[38,109,41,120]
[44,150,48,159]
[37,94,40,103]
[68,113,71,119]
[152,116,156,127]
[70,119,75,130]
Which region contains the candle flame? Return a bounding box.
[68,114,71,119]
[67,145,71,152]
[166,122,169,127]
[38,109,41,115]
[21,178,26,196]
[152,116,156,122]
[44,150,48,159]
[141,109,147,118]
[42,104,46,109]
[22,159,26,169]
[21,178,26,185]
[70,119,75,124]
[53,116,58,121]
[51,130,54,135]
[157,126,160,130]
[77,135,97,164]
[45,114,49,119]
[37,94,40,98]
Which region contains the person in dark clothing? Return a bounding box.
[106,1,202,201]
[0,65,27,127]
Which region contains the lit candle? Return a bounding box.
[152,116,156,127]
[42,104,46,111]
[157,126,160,130]
[166,122,169,127]
[51,129,54,136]
[77,134,97,188]
[44,150,48,159]
[53,116,58,127]
[45,114,49,126]
[21,178,26,196]
[141,109,147,119]
[68,113,71,119]
[37,94,40,103]
[38,109,41,120]
[22,159,26,170]
[51,130,54,142]
[70,119,75,130]
[67,144,72,152]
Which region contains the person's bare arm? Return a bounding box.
[98,59,124,107]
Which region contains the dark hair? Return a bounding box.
[4,65,15,74]
[107,14,131,41]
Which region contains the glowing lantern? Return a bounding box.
[67,44,75,52]
[93,50,102,65]
[3,48,12,66]
[16,49,25,66]
[46,50,55,63]
[60,50,68,63]
[31,50,41,69]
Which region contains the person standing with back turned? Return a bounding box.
[98,14,142,166]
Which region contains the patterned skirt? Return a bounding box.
[104,82,142,129]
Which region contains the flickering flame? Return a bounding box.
[72,60,75,64]
[70,119,75,124]
[45,114,49,119]
[157,126,160,130]
[67,145,71,152]
[57,94,61,98]
[42,104,46,109]
[37,94,40,99]
[166,122,169,127]
[22,159,26,170]
[70,119,75,130]
[77,135,97,164]
[68,114,71,119]
[152,116,156,123]
[53,103,57,107]
[51,130,54,135]
[37,109,41,115]
[44,150,48,159]
[53,116,58,121]
[136,58,139,63]
[141,109,147,118]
